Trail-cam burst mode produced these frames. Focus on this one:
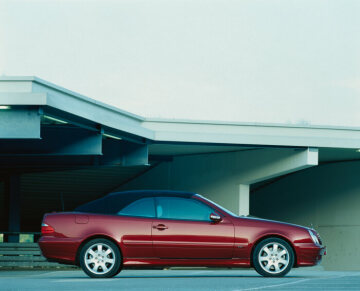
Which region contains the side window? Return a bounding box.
[156,197,214,221]
[117,197,155,218]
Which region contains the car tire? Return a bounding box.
[80,238,122,278]
[253,237,294,277]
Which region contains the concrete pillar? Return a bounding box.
[239,184,250,216]
[5,174,21,243]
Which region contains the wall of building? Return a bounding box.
[116,148,314,214]
[116,153,242,214]
[251,160,360,271]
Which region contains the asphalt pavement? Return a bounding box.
[0,268,359,291]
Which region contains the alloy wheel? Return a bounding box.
[84,243,115,275]
[258,242,289,274]
[80,239,121,278]
[253,237,294,277]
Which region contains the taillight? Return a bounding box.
[41,223,55,235]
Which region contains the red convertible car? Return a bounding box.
[38,190,325,278]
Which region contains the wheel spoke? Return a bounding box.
[274,263,280,272]
[92,262,100,272]
[264,262,272,271]
[86,258,95,265]
[272,243,278,252]
[259,257,269,262]
[101,263,108,272]
[278,259,288,265]
[263,247,271,255]
[278,250,287,257]
[104,249,112,256]
[105,258,114,264]
[97,244,103,253]
[88,249,96,257]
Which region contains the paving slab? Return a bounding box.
[0,268,359,291]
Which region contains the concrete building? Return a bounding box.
[1,76,360,270]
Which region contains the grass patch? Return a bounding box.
[19,234,34,243]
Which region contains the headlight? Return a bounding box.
[308,229,320,245]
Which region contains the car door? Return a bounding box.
[152,196,234,259]
[115,197,155,258]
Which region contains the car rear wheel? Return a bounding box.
[253,238,294,277]
[80,238,122,278]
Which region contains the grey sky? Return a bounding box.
[1,0,360,126]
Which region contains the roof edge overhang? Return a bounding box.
[0,76,154,140]
[1,76,360,149]
[142,118,360,148]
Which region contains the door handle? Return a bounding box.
[153,224,168,230]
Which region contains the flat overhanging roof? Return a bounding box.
[143,118,360,149]
[1,76,360,162]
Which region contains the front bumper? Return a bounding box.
[295,243,326,266]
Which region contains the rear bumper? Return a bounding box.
[295,243,326,266]
[38,236,81,265]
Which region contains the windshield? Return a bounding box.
[195,194,238,217]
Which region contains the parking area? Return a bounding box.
[0,268,359,291]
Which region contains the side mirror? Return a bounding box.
[210,213,222,223]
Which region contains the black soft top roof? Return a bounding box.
[107,190,195,198]
[75,190,195,214]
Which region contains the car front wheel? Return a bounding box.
[80,238,122,278]
[253,237,294,277]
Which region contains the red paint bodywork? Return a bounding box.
[38,195,325,269]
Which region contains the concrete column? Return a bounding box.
[239,184,250,216]
[5,174,21,243]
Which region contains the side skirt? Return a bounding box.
[123,258,250,268]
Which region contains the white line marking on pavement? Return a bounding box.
[232,278,310,291]
[232,274,360,291]
[22,271,61,277]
